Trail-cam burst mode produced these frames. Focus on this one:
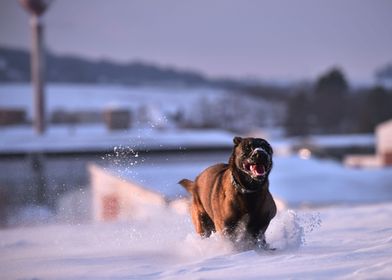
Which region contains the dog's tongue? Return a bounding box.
[250,164,265,176]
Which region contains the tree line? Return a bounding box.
[285,68,392,136]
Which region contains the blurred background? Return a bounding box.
[0,0,392,227]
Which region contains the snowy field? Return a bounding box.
[1,202,391,279]
[1,153,392,279]
[114,154,392,206]
[0,124,235,154]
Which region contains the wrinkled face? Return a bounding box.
[233,137,273,181]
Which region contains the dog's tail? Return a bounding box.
[178,178,195,193]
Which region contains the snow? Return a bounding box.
[1,153,392,279]
[0,83,225,119]
[291,134,375,149]
[0,125,235,154]
[270,156,392,206]
[1,203,392,279]
[0,83,285,131]
[108,154,392,206]
[1,83,391,278]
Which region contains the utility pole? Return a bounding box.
[19,0,52,206]
[19,0,51,135]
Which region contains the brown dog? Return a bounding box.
[179,137,276,250]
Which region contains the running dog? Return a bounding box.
[179,137,276,250]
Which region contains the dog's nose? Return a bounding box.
[253,148,269,161]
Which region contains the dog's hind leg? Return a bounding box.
[190,195,215,237]
[200,213,215,237]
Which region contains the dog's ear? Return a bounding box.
[267,143,273,155]
[261,139,273,155]
[233,136,242,146]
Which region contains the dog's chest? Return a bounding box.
[229,193,263,218]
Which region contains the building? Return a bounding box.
[89,163,188,222]
[344,119,392,168]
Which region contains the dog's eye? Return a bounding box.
[245,144,253,153]
[240,146,252,157]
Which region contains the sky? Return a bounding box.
[1,0,392,84]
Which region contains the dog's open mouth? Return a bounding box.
[243,161,267,178]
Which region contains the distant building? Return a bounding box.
[344,119,392,168]
[103,108,131,130]
[89,164,166,221]
[89,164,188,222]
[377,119,392,165]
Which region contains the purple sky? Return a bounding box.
[1,0,391,83]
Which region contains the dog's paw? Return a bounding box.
[255,238,276,252]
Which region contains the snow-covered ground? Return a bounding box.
[1,152,392,279]
[292,134,375,149]
[1,202,391,279]
[0,124,235,154]
[110,154,392,206]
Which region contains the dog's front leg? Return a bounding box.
[255,233,267,249]
[221,218,238,241]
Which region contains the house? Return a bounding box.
[376,119,392,165]
[344,119,392,168]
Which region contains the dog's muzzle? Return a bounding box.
[243,148,271,178]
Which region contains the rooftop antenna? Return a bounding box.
[19,0,52,135]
